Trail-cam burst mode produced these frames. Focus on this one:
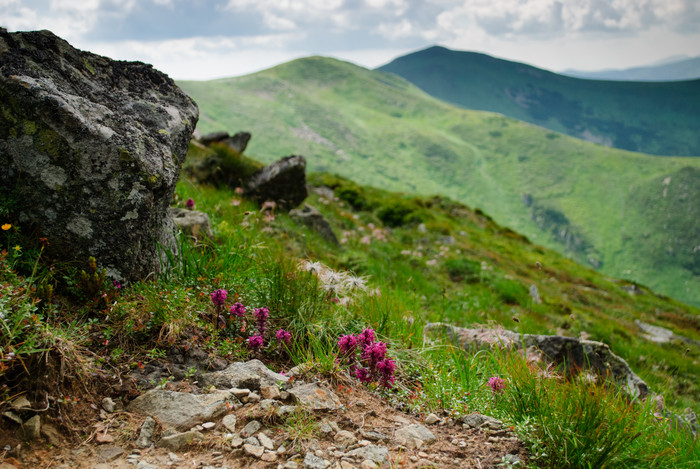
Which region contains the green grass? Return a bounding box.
[378,46,700,157]
[1,143,698,467]
[177,56,700,307]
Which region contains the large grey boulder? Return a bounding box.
[425,322,648,399]
[199,359,289,391]
[127,389,234,431]
[0,29,198,283]
[244,155,308,210]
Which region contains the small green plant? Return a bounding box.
[78,256,107,298]
[283,408,319,449]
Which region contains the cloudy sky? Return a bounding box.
[3,0,700,80]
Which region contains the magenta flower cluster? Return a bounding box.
[230,302,246,317]
[488,376,506,394]
[254,307,270,336]
[210,289,228,308]
[186,198,195,209]
[208,290,291,353]
[276,329,292,344]
[337,328,395,388]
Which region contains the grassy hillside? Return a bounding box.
[2,140,699,467]
[378,46,700,157]
[177,57,700,307]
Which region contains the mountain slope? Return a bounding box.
[177,56,700,306]
[562,55,700,81]
[377,46,700,157]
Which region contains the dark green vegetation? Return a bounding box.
[378,46,700,157]
[2,141,699,467]
[177,57,700,307]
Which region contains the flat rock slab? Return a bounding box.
[199,359,288,391]
[393,424,436,446]
[289,383,342,411]
[156,430,203,451]
[128,389,233,431]
[424,322,649,398]
[346,445,390,464]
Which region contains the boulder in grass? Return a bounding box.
[424,322,649,399]
[244,155,308,210]
[170,207,213,239]
[0,29,198,283]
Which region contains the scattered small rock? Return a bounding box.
[289,383,342,411]
[303,451,331,469]
[156,430,203,451]
[424,413,440,425]
[222,414,237,433]
[244,444,265,458]
[240,420,262,438]
[136,417,156,448]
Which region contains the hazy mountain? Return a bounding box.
[562,56,700,81]
[377,46,700,157]
[178,56,700,306]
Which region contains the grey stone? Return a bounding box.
[199,359,288,391]
[289,383,341,411]
[424,322,649,399]
[258,432,274,450]
[201,421,216,430]
[230,388,250,399]
[97,445,124,463]
[424,413,440,425]
[261,385,281,400]
[244,436,260,446]
[223,131,252,154]
[260,399,280,412]
[635,320,675,343]
[101,397,119,413]
[128,389,234,431]
[170,208,213,239]
[334,430,357,448]
[244,155,308,211]
[199,131,230,145]
[2,411,22,425]
[276,405,299,418]
[303,452,331,469]
[10,396,31,411]
[459,413,502,429]
[135,416,156,448]
[346,445,389,464]
[290,204,338,245]
[0,29,198,283]
[244,443,265,458]
[40,422,63,447]
[137,462,158,469]
[359,430,388,441]
[240,420,262,438]
[156,430,203,451]
[19,415,41,440]
[360,461,378,469]
[222,414,237,433]
[284,462,299,469]
[393,424,436,446]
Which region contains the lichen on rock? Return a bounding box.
[0,28,199,282]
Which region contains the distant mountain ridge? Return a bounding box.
[562,55,700,81]
[177,56,700,307]
[377,46,700,157]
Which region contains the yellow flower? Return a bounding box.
[14,245,21,252]
[1,224,10,231]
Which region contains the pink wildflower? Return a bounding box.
[355,367,371,383]
[248,335,264,351]
[186,198,195,209]
[230,302,246,317]
[210,289,227,308]
[254,307,270,336]
[488,376,506,394]
[276,329,292,345]
[357,328,376,348]
[337,335,358,354]
[376,358,396,388]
